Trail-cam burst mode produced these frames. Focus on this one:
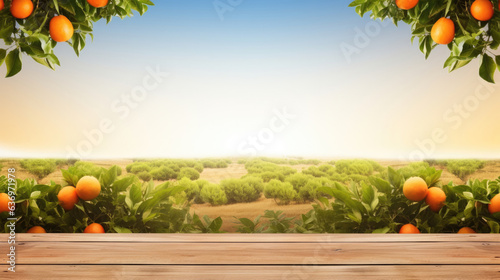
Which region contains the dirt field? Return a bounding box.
[2,159,499,232]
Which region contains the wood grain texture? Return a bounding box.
[1,265,500,280]
[1,234,499,279]
[7,233,500,243]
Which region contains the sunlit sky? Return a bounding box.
[0,0,499,160]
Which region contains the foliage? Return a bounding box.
[445,159,486,179]
[137,171,152,182]
[0,0,154,77]
[201,159,231,168]
[149,166,177,181]
[235,210,295,233]
[220,178,262,204]
[0,165,206,233]
[176,177,200,201]
[334,159,383,176]
[178,167,200,180]
[263,179,297,205]
[349,0,500,83]
[200,183,227,206]
[20,159,57,179]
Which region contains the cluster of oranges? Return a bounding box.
[399,176,500,234]
[0,175,105,233]
[0,0,109,42]
[396,0,499,45]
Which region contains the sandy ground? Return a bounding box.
[190,195,315,232]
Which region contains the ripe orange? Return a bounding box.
[0,0,4,11]
[50,15,74,42]
[87,0,109,8]
[488,193,500,214]
[431,18,455,45]
[0,193,12,213]
[395,0,419,10]
[471,0,494,21]
[403,177,428,202]
[399,224,420,234]
[425,187,446,212]
[84,223,105,233]
[457,227,476,234]
[27,226,46,233]
[76,176,101,201]
[57,186,79,210]
[10,0,33,19]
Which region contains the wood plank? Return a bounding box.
[3,241,499,265]
[5,233,500,243]
[2,265,499,279]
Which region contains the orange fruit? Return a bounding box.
[395,0,419,10]
[76,176,101,201]
[87,0,109,8]
[425,187,446,212]
[403,177,428,202]
[57,186,79,210]
[0,193,12,213]
[471,0,494,21]
[10,0,33,19]
[84,223,105,233]
[399,224,420,234]
[0,0,4,11]
[50,15,74,42]
[431,18,455,45]
[27,226,46,233]
[488,193,500,214]
[458,227,476,234]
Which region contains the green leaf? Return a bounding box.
[5,49,22,78]
[488,221,499,234]
[0,49,6,66]
[479,54,496,83]
[208,217,223,232]
[129,184,142,204]
[372,227,390,234]
[113,226,132,233]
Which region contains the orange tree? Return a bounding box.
[0,0,154,77]
[349,0,500,83]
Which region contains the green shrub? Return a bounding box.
[348,174,369,183]
[194,180,210,203]
[129,163,152,174]
[329,173,349,183]
[264,180,297,205]
[20,159,57,179]
[285,173,314,192]
[259,171,285,182]
[297,179,322,202]
[137,171,152,182]
[177,177,200,201]
[397,162,430,179]
[200,184,228,206]
[221,178,261,203]
[243,176,265,193]
[297,159,321,165]
[334,160,381,176]
[446,160,485,180]
[193,163,204,173]
[178,167,200,180]
[150,166,177,181]
[202,159,229,168]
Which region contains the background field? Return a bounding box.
[0,159,500,232]
[1,158,499,232]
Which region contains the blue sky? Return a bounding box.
[1,0,499,159]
